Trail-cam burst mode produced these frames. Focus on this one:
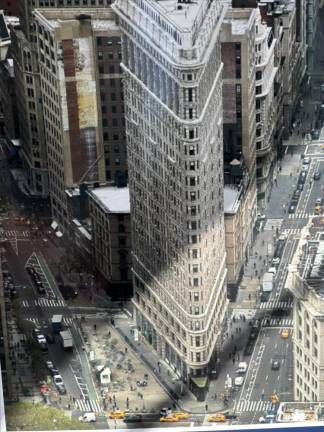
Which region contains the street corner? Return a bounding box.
[80,318,173,416]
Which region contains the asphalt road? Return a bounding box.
[1,229,101,414]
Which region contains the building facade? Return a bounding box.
[33,8,120,228]
[0,0,18,16]
[9,0,121,203]
[113,0,229,385]
[221,8,257,290]
[10,23,49,196]
[287,228,324,402]
[89,186,132,297]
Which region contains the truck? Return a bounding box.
[59,329,73,350]
[262,272,274,292]
[51,314,63,334]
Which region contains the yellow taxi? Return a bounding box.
[314,206,322,215]
[207,413,226,422]
[108,410,125,419]
[160,415,180,423]
[271,394,280,405]
[173,412,190,420]
[281,329,289,339]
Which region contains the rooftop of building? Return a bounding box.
[224,185,242,214]
[277,402,320,423]
[287,217,324,298]
[89,186,130,214]
[223,8,255,35]
[152,0,211,31]
[33,8,117,31]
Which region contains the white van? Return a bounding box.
[79,412,96,423]
[234,376,244,387]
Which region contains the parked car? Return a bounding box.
[297,183,304,191]
[268,267,277,275]
[288,205,296,214]
[49,367,59,377]
[298,172,307,184]
[316,198,323,206]
[53,375,66,394]
[272,257,280,266]
[234,376,244,387]
[311,129,320,140]
[302,156,311,164]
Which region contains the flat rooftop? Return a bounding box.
[34,8,117,30]
[90,186,130,214]
[277,402,318,423]
[153,0,212,32]
[224,185,241,214]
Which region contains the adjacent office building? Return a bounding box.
[221,7,257,291]
[33,8,125,229]
[113,0,229,387]
[89,186,132,296]
[10,0,122,207]
[287,225,324,402]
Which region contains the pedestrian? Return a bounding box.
[232,357,235,365]
[125,347,128,354]
[231,334,234,340]
[126,397,129,409]
[205,404,208,412]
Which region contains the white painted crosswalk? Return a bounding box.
[36,298,66,307]
[0,230,30,237]
[236,400,273,413]
[261,318,293,327]
[288,212,313,219]
[259,300,293,310]
[264,218,283,231]
[75,399,101,413]
[63,317,73,326]
[282,228,302,236]
[22,298,66,307]
[25,317,40,326]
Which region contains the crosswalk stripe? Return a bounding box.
[288,212,313,219]
[259,300,293,310]
[264,218,283,231]
[75,399,101,412]
[63,318,73,325]
[26,317,39,326]
[22,300,29,307]
[237,400,275,412]
[35,298,65,307]
[261,318,293,327]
